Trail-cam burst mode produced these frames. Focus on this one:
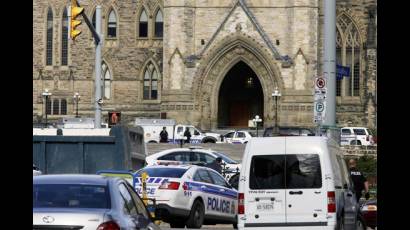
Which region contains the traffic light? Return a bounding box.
[70,0,84,40]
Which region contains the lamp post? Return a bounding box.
[42,89,52,128]
[272,87,282,134]
[252,115,262,137]
[73,92,81,118]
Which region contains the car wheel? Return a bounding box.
[233,223,238,229]
[170,221,185,228]
[186,200,205,228]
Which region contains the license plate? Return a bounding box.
[256,202,274,211]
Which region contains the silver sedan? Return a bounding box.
[33,174,160,230]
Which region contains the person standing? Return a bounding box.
[159,127,168,143]
[348,159,370,202]
[183,127,191,144]
[208,157,223,174]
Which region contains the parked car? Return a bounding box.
[134,165,238,228]
[33,175,160,230]
[263,126,315,137]
[222,130,255,144]
[237,136,360,230]
[340,127,375,146]
[145,147,241,180]
[359,199,377,229]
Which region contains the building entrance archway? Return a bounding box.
[218,61,263,128]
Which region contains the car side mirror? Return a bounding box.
[194,131,200,135]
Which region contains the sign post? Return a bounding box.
[314,76,327,135]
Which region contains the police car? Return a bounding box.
[134,165,238,228]
[145,147,241,180]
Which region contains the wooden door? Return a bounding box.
[229,102,249,127]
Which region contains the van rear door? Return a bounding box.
[285,141,327,225]
[245,142,287,225]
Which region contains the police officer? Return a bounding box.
[183,127,192,144]
[208,157,223,174]
[348,159,369,202]
[159,127,168,143]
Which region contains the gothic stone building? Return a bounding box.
[33,0,377,130]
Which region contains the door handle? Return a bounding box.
[219,188,225,192]
[201,185,207,189]
[289,191,303,195]
[314,191,321,194]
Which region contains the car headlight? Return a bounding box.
[362,205,377,211]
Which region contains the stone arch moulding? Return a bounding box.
[193,37,284,129]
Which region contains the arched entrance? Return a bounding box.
[193,36,284,130]
[218,61,263,128]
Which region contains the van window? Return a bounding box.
[286,154,322,189]
[353,129,366,135]
[249,155,285,189]
[341,129,352,135]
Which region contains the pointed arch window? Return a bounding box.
[154,10,163,38]
[107,10,117,38]
[46,7,53,66]
[46,99,52,115]
[102,62,112,99]
[61,8,68,66]
[60,99,67,115]
[336,14,362,97]
[139,10,148,38]
[143,63,158,100]
[52,99,59,115]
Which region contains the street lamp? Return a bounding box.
[73,92,81,118]
[272,87,282,134]
[42,89,52,128]
[252,115,262,137]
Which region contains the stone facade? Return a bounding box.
[33,0,377,129]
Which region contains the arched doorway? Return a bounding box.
[218,61,264,128]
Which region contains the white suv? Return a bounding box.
[340,127,375,146]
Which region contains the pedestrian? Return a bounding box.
[208,157,223,174]
[348,159,370,202]
[183,127,191,144]
[159,127,168,143]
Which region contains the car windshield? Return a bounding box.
[136,168,187,178]
[213,152,238,164]
[33,184,110,209]
[248,132,256,137]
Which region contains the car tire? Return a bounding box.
[351,140,362,146]
[169,221,185,228]
[186,200,205,229]
[233,223,238,229]
[203,138,216,144]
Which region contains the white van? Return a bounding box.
[340,127,374,146]
[237,136,359,230]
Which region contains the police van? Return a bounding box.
[237,136,360,230]
[134,165,237,228]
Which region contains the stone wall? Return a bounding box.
[33,0,377,129]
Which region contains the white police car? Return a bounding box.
[134,165,238,228]
[145,147,241,180]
